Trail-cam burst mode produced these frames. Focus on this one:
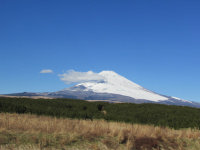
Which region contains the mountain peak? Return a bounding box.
[73,71,169,102]
[5,69,198,107]
[99,70,119,76]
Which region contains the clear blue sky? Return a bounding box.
[0,0,200,102]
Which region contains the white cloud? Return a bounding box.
[40,69,53,74]
[59,70,105,84]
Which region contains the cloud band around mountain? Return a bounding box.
[59,70,105,84]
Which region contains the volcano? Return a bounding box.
[4,71,200,108]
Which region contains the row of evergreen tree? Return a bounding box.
[0,97,200,129]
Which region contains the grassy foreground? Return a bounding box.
[0,113,200,150]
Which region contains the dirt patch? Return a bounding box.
[134,137,162,150]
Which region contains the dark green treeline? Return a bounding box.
[0,97,200,129]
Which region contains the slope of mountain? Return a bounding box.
[4,71,200,108]
[75,71,168,102]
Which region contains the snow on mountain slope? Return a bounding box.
[75,71,168,102]
[171,96,192,103]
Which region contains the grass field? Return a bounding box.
[0,113,200,150]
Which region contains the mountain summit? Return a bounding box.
[74,71,168,102]
[5,70,200,108]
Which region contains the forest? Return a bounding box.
[0,97,200,129]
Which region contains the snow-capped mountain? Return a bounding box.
[4,71,200,108]
[75,71,168,102]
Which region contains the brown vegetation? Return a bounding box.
[0,95,53,99]
[0,113,200,150]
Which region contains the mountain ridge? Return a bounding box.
[3,70,200,108]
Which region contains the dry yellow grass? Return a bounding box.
[0,113,200,150]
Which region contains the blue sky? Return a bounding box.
[0,0,200,102]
